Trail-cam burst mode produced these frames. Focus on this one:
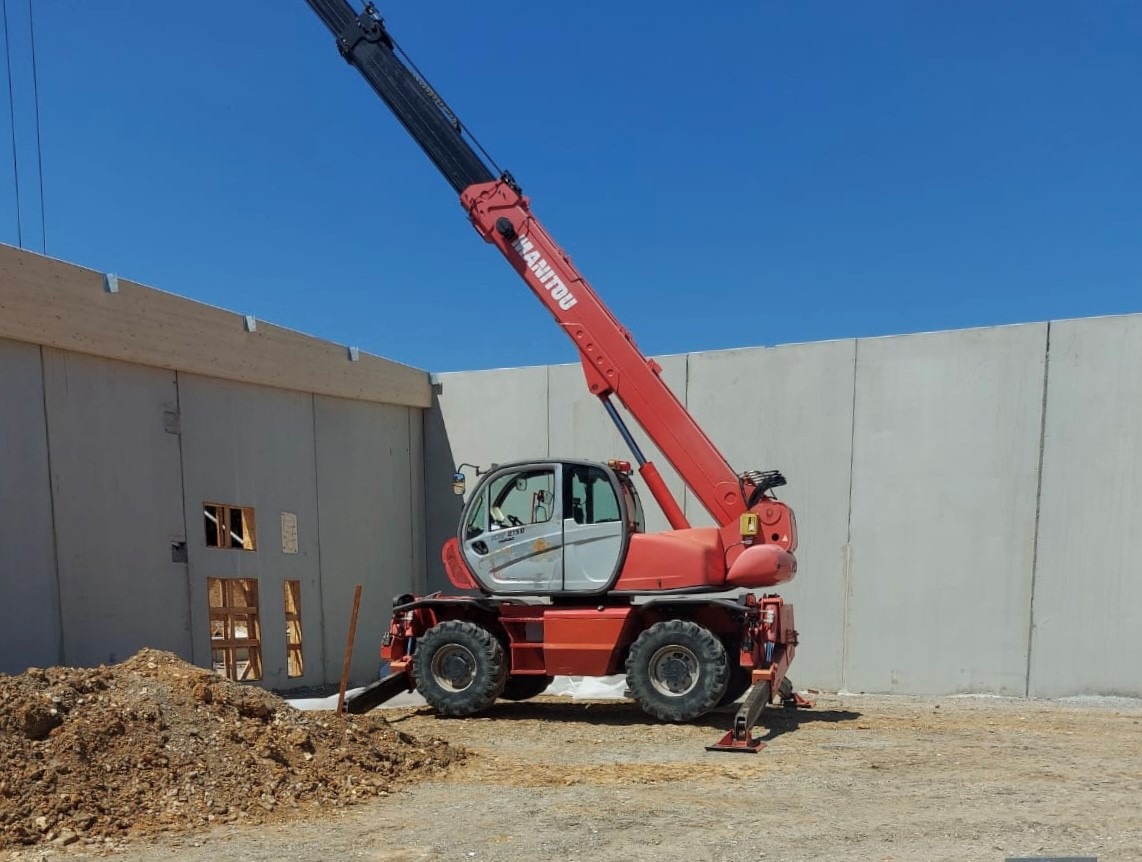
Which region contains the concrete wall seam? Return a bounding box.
[409,409,426,595]
[682,352,691,520]
[1023,322,1052,697]
[839,338,859,694]
[545,365,552,460]
[39,345,66,666]
[171,372,195,665]
[310,392,331,686]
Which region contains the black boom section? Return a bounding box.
[305,0,496,193]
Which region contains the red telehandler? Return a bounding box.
[304,1,812,751]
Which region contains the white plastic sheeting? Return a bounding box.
[545,675,628,700]
[286,675,630,711]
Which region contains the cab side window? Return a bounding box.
[565,466,622,525]
[488,468,557,528]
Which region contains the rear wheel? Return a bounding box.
[625,620,729,722]
[500,674,554,701]
[413,620,507,716]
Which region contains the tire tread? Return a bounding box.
[413,620,507,716]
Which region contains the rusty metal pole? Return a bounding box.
[336,584,363,716]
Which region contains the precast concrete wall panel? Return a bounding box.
[177,374,322,690]
[315,396,416,685]
[1029,316,1142,697]
[0,339,61,671]
[685,340,857,691]
[42,350,191,667]
[845,325,1046,695]
[547,355,689,534]
[423,367,549,591]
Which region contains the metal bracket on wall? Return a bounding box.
[244,314,257,332]
[170,541,188,564]
[104,273,119,293]
[348,346,360,361]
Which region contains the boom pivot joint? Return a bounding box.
[337,3,391,59]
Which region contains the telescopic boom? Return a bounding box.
[305,1,785,532]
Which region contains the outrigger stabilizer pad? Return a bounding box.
[706,680,815,753]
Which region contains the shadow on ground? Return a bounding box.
[389,698,861,738]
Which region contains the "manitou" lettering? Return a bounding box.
[510,235,578,311]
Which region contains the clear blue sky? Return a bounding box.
[2,1,1138,372]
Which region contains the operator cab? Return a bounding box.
[456,459,644,595]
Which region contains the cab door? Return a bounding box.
[460,464,564,594]
[562,464,627,592]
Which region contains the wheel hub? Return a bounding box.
[648,645,700,697]
[431,644,477,692]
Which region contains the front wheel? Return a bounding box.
[625,620,729,722]
[413,620,507,716]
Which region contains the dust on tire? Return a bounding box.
[625,619,729,722]
[413,620,507,716]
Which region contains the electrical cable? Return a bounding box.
[27,0,44,253]
[2,0,23,248]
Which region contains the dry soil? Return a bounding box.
[5,678,1141,862]
[0,650,460,850]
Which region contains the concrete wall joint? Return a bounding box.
[38,345,65,666]
[1024,322,1051,697]
[840,339,859,692]
[172,372,195,664]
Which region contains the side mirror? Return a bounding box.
[452,472,466,496]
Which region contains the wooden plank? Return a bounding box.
[284,579,304,677]
[240,508,257,551]
[0,244,431,408]
[206,638,262,648]
[337,585,363,715]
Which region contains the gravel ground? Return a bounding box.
[9,692,1142,862]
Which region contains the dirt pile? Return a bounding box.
[0,649,462,849]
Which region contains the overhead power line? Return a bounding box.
[2,0,23,249]
[28,0,44,253]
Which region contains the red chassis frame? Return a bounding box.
[378,592,811,750]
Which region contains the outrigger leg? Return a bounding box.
[706,677,815,753]
[342,668,413,714]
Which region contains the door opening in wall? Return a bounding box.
[204,503,257,550]
[284,580,304,678]
[208,577,263,681]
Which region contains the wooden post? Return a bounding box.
[336,584,364,716]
